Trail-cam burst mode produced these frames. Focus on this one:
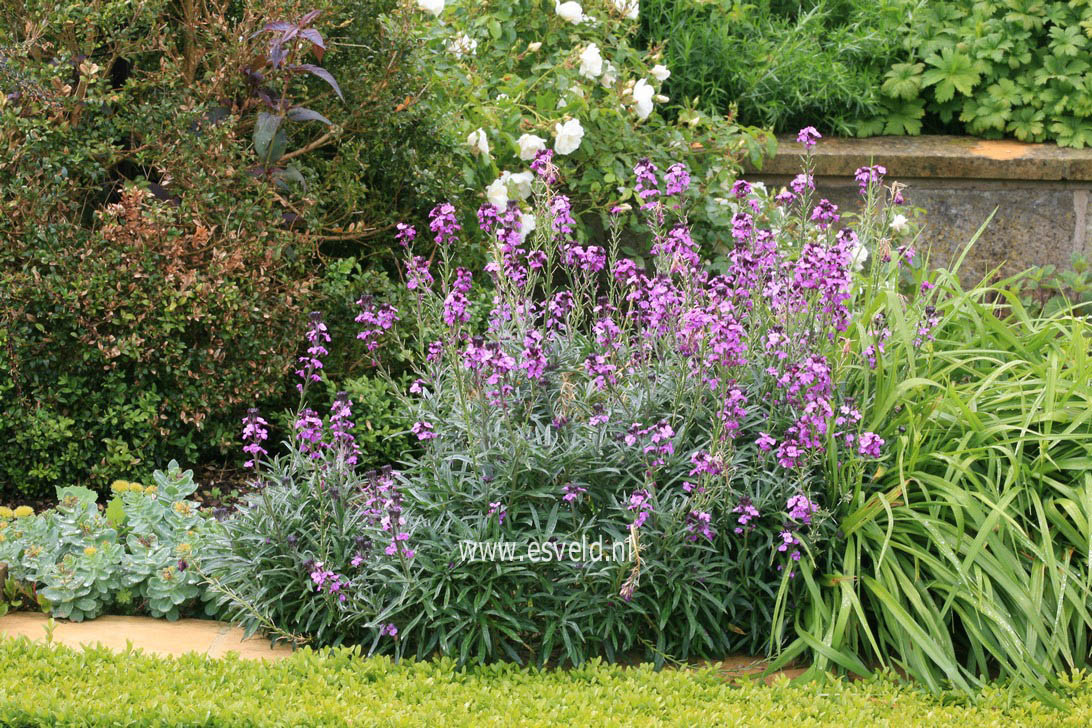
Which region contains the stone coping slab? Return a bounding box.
[0,613,293,660]
[750,135,1092,181]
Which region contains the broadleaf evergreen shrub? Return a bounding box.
[0,0,460,498]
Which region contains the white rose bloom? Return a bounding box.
[891,213,908,232]
[600,61,618,88]
[578,43,604,79]
[448,33,478,57]
[553,118,585,155]
[527,41,543,52]
[416,0,444,16]
[508,171,534,200]
[486,174,510,208]
[632,78,654,120]
[518,211,536,242]
[650,64,670,82]
[555,0,585,24]
[517,134,547,161]
[467,128,489,157]
[611,0,639,19]
[653,94,669,103]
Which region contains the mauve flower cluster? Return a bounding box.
[358,466,415,560]
[310,562,350,602]
[241,408,268,469]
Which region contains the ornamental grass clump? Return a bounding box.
[214,130,938,666]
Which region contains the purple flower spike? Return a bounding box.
[796,126,821,149]
[241,407,269,469]
[428,202,462,245]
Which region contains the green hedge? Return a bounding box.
[1,637,1091,726]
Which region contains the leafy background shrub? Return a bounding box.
[416,0,772,247]
[0,0,458,500]
[639,0,1092,146]
[638,0,908,135]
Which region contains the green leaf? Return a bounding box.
[881,63,924,101]
[104,497,126,529]
[882,98,925,135]
[921,47,981,102]
[253,112,283,159]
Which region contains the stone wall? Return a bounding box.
[745,135,1092,282]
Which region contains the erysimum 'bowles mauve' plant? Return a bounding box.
[206,130,937,667]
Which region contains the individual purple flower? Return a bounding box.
[488,501,506,525]
[809,199,839,230]
[241,408,268,469]
[914,305,940,347]
[633,161,661,213]
[530,149,559,185]
[293,407,324,459]
[685,510,715,542]
[665,162,690,197]
[796,126,821,149]
[774,189,795,205]
[404,256,434,292]
[309,562,335,589]
[854,165,886,195]
[786,494,818,525]
[443,290,470,327]
[777,529,800,553]
[756,432,776,452]
[355,296,400,353]
[549,194,576,238]
[328,392,359,466]
[428,202,461,245]
[381,623,398,638]
[351,554,364,567]
[477,203,500,234]
[627,488,653,528]
[688,451,723,477]
[295,311,331,389]
[562,482,587,503]
[731,180,752,198]
[733,498,759,534]
[858,431,884,458]
[526,249,547,270]
[520,330,548,380]
[790,173,814,196]
[412,421,437,441]
[584,353,617,390]
[395,222,416,248]
[426,340,444,362]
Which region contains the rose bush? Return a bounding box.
[406,0,773,254]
